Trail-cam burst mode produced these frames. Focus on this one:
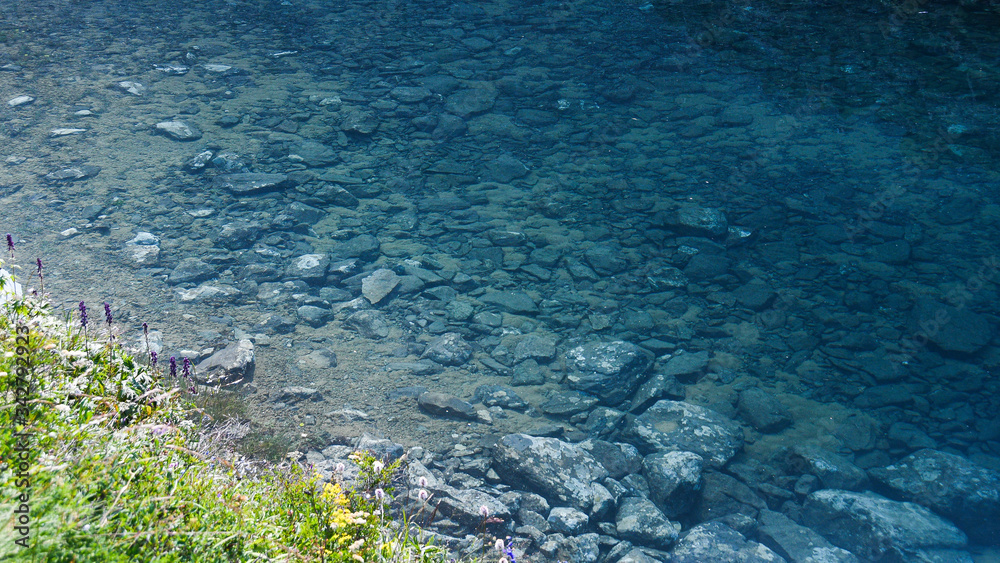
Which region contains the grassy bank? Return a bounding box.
[0,259,447,562]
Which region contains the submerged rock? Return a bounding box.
[801,489,968,560]
[155,120,202,141]
[621,400,743,467]
[869,449,1000,545]
[492,433,609,512]
[196,339,255,386]
[564,341,653,406]
[213,173,294,195]
[361,268,400,304]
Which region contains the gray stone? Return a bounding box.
[417,392,479,421]
[421,332,473,366]
[362,268,400,304]
[738,387,793,433]
[275,385,322,403]
[642,451,704,518]
[548,507,589,535]
[340,109,378,134]
[869,449,1000,545]
[783,446,869,491]
[579,440,642,481]
[615,496,678,550]
[660,351,710,383]
[665,206,729,239]
[801,490,967,560]
[910,299,993,354]
[539,390,599,417]
[297,348,338,370]
[671,522,787,563]
[474,385,529,410]
[285,254,330,283]
[291,140,338,166]
[445,87,496,117]
[215,221,261,250]
[485,154,529,183]
[213,173,293,195]
[285,202,325,224]
[168,257,216,285]
[733,281,776,310]
[390,86,432,103]
[683,252,731,280]
[254,314,297,334]
[629,372,685,414]
[344,310,390,339]
[584,245,629,276]
[621,400,743,467]
[694,471,767,521]
[195,339,254,385]
[757,509,860,563]
[175,284,240,303]
[331,234,380,262]
[45,165,101,182]
[564,341,653,407]
[511,333,558,364]
[492,433,609,511]
[155,120,202,141]
[481,290,538,314]
[297,305,331,327]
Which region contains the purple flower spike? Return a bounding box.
[150,350,158,367]
[104,302,113,326]
[36,258,42,273]
[142,322,148,335]
[78,302,88,328]
[5,233,13,259]
[169,356,177,378]
[182,357,191,378]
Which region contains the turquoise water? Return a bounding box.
[2,0,999,558]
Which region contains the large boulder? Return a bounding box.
[615,496,678,550]
[492,434,609,512]
[869,449,1000,545]
[621,400,743,467]
[564,341,653,407]
[801,489,968,561]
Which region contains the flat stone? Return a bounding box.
[362,268,400,304]
[421,332,473,366]
[285,254,330,283]
[417,391,479,421]
[213,173,293,195]
[155,120,202,141]
[390,86,432,103]
[671,522,786,562]
[480,290,538,314]
[7,95,34,107]
[738,387,793,433]
[445,87,496,117]
[615,496,678,550]
[168,257,216,285]
[45,165,101,182]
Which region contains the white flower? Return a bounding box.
[372,460,385,473]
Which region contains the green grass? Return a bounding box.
[0,262,450,562]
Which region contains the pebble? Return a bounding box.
[155,120,202,141]
[116,81,145,96]
[50,128,86,137]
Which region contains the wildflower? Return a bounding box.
[5,233,13,260]
[479,505,490,518]
[104,302,113,326]
[348,538,365,552]
[374,488,386,502]
[372,460,385,473]
[495,539,505,552]
[36,258,43,292]
[169,356,177,378]
[418,489,429,501]
[142,322,148,335]
[150,350,157,367]
[335,462,346,473]
[419,476,428,488]
[78,302,88,329]
[182,357,191,378]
